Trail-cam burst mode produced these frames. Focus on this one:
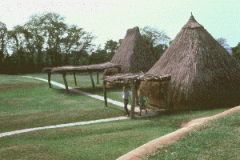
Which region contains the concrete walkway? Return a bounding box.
[0,117,128,138]
[0,76,157,138]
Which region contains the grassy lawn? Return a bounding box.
[29,72,132,102]
[0,74,124,132]
[0,73,238,159]
[0,108,228,160]
[145,111,240,160]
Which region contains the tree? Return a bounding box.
[104,39,119,61]
[61,24,95,65]
[8,25,30,73]
[232,42,240,62]
[39,12,67,67]
[0,21,7,72]
[89,47,108,64]
[2,12,96,74]
[140,26,171,59]
[216,37,231,53]
[25,14,45,71]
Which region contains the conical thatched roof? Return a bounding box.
[140,14,240,110]
[104,27,156,75]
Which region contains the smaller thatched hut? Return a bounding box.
[104,26,156,75]
[140,13,240,110]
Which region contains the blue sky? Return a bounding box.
[0,0,239,47]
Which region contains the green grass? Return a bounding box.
[0,73,238,159]
[0,74,124,132]
[0,108,228,160]
[29,72,104,89]
[29,72,132,102]
[145,111,240,160]
[0,118,173,159]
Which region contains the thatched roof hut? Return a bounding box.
[104,27,156,75]
[140,14,240,110]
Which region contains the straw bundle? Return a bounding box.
[140,14,240,110]
[104,27,156,75]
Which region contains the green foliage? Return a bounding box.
[216,37,231,53]
[89,49,108,64]
[232,42,240,61]
[140,26,171,59]
[104,39,119,61]
[0,21,7,72]
[1,12,96,74]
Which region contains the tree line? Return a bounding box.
[1,12,239,75]
[0,12,171,74]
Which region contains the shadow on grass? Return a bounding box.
[52,88,83,97]
[74,84,130,95]
[105,105,124,112]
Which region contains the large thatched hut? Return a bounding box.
[104,27,156,75]
[140,14,240,110]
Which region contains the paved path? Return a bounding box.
[0,76,156,138]
[0,117,128,138]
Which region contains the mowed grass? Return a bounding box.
[0,74,124,132]
[30,72,132,102]
[1,73,238,159]
[0,108,228,160]
[145,111,240,160]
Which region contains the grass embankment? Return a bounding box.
[0,74,124,132]
[146,111,240,160]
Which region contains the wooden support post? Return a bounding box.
[166,81,173,111]
[117,67,121,74]
[73,72,77,86]
[89,72,95,89]
[48,72,52,88]
[103,80,107,107]
[131,81,136,118]
[62,72,68,93]
[97,71,99,84]
[135,80,140,105]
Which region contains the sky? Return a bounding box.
[0,0,239,48]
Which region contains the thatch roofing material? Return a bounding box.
[140,14,240,109]
[104,27,156,75]
[103,73,171,84]
[43,62,122,73]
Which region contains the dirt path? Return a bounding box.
[117,105,240,160]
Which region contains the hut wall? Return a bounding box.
[141,81,171,109]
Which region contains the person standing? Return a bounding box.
[122,86,131,116]
[139,89,147,116]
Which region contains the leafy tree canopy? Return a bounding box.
[232,42,240,61]
[140,26,171,60]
